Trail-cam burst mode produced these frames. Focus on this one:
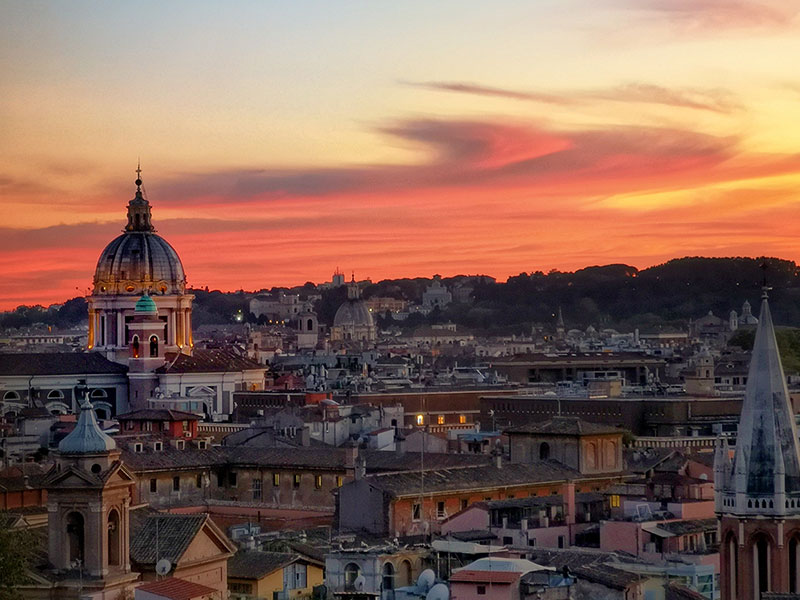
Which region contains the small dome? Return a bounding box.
[334,299,374,329]
[135,293,158,315]
[58,401,116,454]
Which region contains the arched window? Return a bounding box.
[606,441,617,468]
[47,389,64,401]
[790,534,800,593]
[91,389,107,399]
[307,318,314,331]
[2,391,20,402]
[131,335,140,358]
[383,562,395,590]
[107,509,120,566]
[400,559,413,587]
[344,563,360,587]
[726,532,738,600]
[753,534,771,599]
[149,335,158,357]
[586,442,597,470]
[66,512,85,565]
[539,442,550,460]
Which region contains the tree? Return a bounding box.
[0,515,37,600]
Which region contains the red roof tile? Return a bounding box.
[136,577,217,600]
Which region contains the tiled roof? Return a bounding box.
[0,352,127,376]
[157,349,265,373]
[504,416,623,436]
[524,548,644,590]
[665,582,709,600]
[130,513,207,565]
[117,409,203,421]
[227,551,298,579]
[364,460,584,497]
[136,577,217,600]
[119,443,490,474]
[658,518,718,536]
[450,570,520,583]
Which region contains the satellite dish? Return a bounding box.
[426,583,449,600]
[155,559,172,576]
[353,575,366,591]
[417,569,436,592]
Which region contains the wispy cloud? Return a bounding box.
[407,80,742,113]
[623,0,799,32]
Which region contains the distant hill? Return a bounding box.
[3,257,798,333]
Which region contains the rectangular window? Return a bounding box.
[459,415,467,424]
[197,441,207,449]
[336,476,344,487]
[154,442,163,452]
[125,421,134,431]
[252,479,262,501]
[528,538,537,547]
[437,501,446,518]
[461,499,469,510]
[416,414,424,426]
[293,474,301,488]
[196,474,203,488]
[172,476,180,492]
[134,443,143,453]
[315,475,323,489]
[150,478,157,493]
[477,586,486,595]
[162,421,169,431]
[558,535,565,549]
[437,415,445,425]
[503,536,513,545]
[183,420,190,431]
[610,494,620,508]
[229,583,253,595]
[273,473,280,486]
[229,471,237,487]
[412,503,421,521]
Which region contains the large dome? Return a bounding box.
[333,299,374,328]
[93,182,187,296]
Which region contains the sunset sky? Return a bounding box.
[3,1,800,310]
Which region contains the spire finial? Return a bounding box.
[760,262,771,299]
[135,159,143,192]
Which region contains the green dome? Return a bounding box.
[135,293,158,314]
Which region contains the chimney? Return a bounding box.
[300,426,310,447]
[562,481,576,527]
[355,455,366,481]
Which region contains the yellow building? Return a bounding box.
[228,551,325,600]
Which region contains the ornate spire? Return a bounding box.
[725,292,800,513]
[125,162,155,232]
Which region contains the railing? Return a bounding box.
[631,436,722,449]
[198,423,249,434]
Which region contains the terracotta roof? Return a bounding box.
[117,409,203,422]
[0,352,127,376]
[157,349,264,373]
[136,577,217,600]
[364,460,584,497]
[658,518,718,536]
[504,416,623,436]
[130,513,208,565]
[450,570,520,583]
[228,551,302,579]
[665,582,709,600]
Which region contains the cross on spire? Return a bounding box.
[135,160,143,192]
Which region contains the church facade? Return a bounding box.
[715,291,800,600]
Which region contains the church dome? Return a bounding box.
[93,177,187,296]
[333,299,374,329]
[58,400,116,454]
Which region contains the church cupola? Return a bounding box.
[125,169,155,232]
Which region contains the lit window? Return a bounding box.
[293,474,301,488]
[459,415,467,424]
[416,415,424,426]
[315,475,323,489]
[273,473,280,486]
[336,476,344,487]
[437,415,445,425]
[611,494,620,508]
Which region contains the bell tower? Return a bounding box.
[716,290,800,600]
[45,384,137,591]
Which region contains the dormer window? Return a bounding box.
[154,442,163,452]
[197,441,207,450]
[176,440,185,450]
[134,443,143,453]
